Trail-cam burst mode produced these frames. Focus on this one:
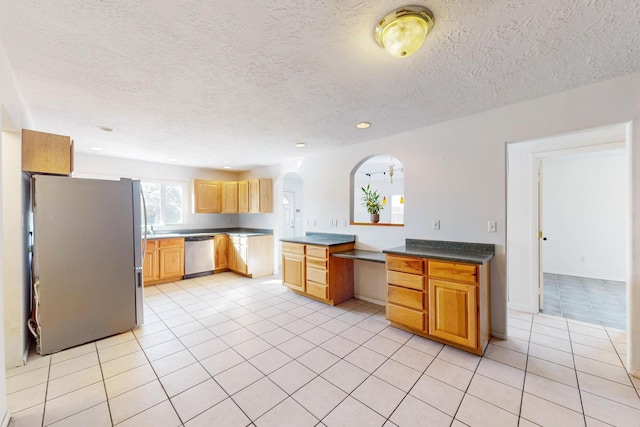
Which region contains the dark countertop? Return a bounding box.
[331,250,386,263]
[147,228,272,240]
[280,232,356,247]
[383,239,495,265]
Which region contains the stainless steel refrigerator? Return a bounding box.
[31,175,144,355]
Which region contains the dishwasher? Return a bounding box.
[184,236,215,279]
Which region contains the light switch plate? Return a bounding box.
[432,220,440,230]
[488,221,497,232]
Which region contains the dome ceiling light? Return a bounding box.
[375,5,435,58]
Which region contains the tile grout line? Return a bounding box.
[514,312,533,424]
[93,342,115,427]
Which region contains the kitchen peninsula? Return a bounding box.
[281,233,356,305]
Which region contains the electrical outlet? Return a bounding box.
[488,221,497,232]
[342,220,347,227]
[432,220,440,230]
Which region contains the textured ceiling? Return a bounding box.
[0,1,638,170]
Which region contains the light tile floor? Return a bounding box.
[542,273,627,330]
[6,272,640,426]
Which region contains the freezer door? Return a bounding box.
[132,180,144,326]
[33,175,139,354]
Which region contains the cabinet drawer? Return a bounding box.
[429,260,478,284]
[387,303,424,330]
[306,245,328,260]
[388,285,424,311]
[306,257,328,269]
[387,270,424,291]
[158,238,184,248]
[282,243,305,255]
[307,267,328,285]
[386,255,424,274]
[307,281,328,300]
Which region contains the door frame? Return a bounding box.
[506,123,628,314]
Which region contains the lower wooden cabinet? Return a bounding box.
[428,279,477,348]
[144,238,184,285]
[281,242,354,305]
[227,235,273,278]
[143,240,160,284]
[282,243,305,292]
[385,254,490,355]
[214,234,229,271]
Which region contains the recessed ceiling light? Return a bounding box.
[356,122,371,129]
[223,166,231,169]
[89,146,103,151]
[97,126,114,132]
[167,158,177,162]
[295,143,306,148]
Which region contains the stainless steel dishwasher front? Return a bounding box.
[184,236,215,278]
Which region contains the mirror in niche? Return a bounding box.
[351,155,404,225]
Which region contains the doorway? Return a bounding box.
[506,123,629,320]
[282,172,303,239]
[538,149,628,329]
[283,191,296,239]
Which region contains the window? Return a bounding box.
[141,181,185,226]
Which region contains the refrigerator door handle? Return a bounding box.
[134,267,143,288]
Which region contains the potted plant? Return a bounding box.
[361,184,384,223]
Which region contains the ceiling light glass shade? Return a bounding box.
[375,6,434,58]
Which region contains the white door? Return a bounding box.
[538,159,545,311]
[283,191,295,238]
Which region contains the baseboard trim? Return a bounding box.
[353,294,385,307]
[507,302,537,313]
[491,330,507,340]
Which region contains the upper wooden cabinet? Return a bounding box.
[22,129,74,175]
[193,180,221,213]
[238,181,249,213]
[249,178,273,213]
[221,181,239,213]
[193,177,271,214]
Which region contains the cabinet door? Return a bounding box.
[159,247,184,279]
[228,236,238,270]
[193,180,221,213]
[238,181,249,213]
[214,235,228,269]
[143,248,159,284]
[236,243,248,274]
[248,179,260,213]
[428,279,478,348]
[282,253,305,292]
[222,181,239,213]
[22,129,73,175]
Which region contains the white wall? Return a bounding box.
[0,36,34,425]
[543,151,627,281]
[74,153,243,230]
[1,131,30,369]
